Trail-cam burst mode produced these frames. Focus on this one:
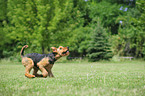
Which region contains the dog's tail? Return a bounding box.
[20,45,28,58]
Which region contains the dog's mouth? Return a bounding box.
[62,50,69,56]
[62,51,67,54]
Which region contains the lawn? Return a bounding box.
[0,60,145,96]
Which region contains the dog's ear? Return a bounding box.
[58,46,63,50]
[51,47,57,53]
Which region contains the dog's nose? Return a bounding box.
[67,47,69,50]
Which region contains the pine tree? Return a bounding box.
[87,20,112,61]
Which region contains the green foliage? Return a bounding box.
[68,27,91,57]
[0,0,7,57]
[2,0,77,54]
[0,0,145,61]
[143,43,145,60]
[0,0,7,20]
[134,0,145,58]
[87,20,112,61]
[88,1,122,34]
[118,24,144,57]
[112,0,145,58]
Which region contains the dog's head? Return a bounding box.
[51,46,70,57]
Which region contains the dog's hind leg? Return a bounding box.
[33,67,43,77]
[22,57,35,78]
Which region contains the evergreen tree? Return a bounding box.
[87,20,112,61]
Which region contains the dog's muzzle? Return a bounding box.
[62,47,69,56]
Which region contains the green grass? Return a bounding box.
[0,60,145,96]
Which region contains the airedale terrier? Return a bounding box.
[20,45,69,78]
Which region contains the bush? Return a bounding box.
[87,20,113,62]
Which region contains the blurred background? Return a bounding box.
[0,0,145,61]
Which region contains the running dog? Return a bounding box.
[20,45,69,78]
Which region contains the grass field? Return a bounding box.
[0,60,145,96]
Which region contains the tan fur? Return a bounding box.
[22,57,35,78]
[37,57,49,67]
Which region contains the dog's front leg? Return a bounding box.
[45,65,54,77]
[48,70,54,77]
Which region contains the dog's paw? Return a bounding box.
[31,75,35,78]
[25,74,35,78]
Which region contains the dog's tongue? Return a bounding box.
[66,50,69,53]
